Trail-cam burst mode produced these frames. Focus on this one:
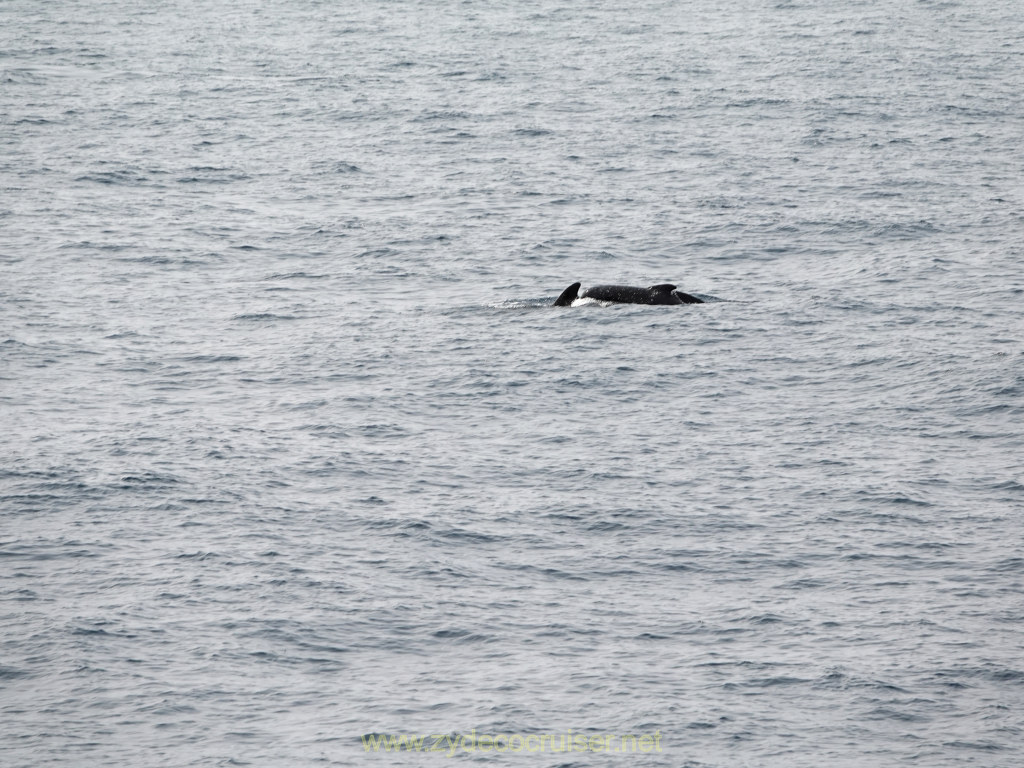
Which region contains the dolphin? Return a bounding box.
[553,282,704,306]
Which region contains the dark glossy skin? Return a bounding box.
[553,282,703,306]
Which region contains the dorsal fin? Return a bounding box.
[649,283,676,292]
[553,282,581,306]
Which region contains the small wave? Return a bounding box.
[942,740,1006,752]
[116,471,182,488]
[176,172,250,184]
[435,528,503,544]
[176,551,220,560]
[263,271,329,280]
[992,557,1024,572]
[231,313,300,321]
[176,354,243,364]
[432,628,494,643]
[511,127,553,137]
[415,110,470,121]
[865,707,929,722]
[873,220,940,239]
[75,170,148,185]
[0,665,29,680]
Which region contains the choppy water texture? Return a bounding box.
[3,0,1024,765]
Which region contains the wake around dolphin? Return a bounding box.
[553,282,704,306]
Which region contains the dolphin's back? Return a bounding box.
[553,281,704,306]
[583,284,679,305]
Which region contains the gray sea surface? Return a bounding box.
[2,0,1024,765]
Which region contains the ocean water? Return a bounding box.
[2,0,1023,765]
